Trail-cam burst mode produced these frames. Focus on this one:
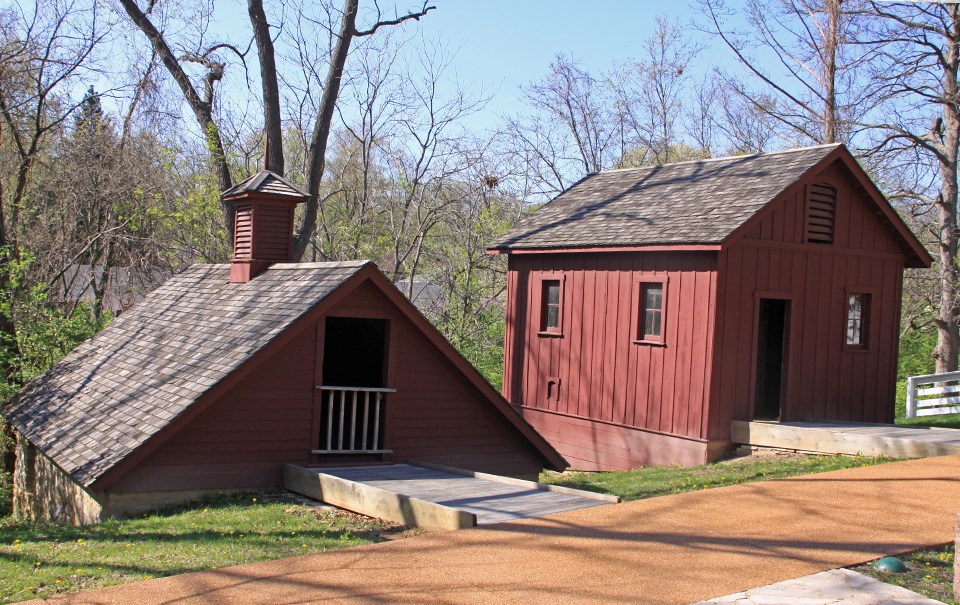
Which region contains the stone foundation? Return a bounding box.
[13,431,104,524]
[12,431,230,525]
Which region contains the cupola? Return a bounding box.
[221,171,308,283]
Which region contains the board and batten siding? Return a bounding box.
[109,280,546,493]
[504,252,718,469]
[708,163,907,441]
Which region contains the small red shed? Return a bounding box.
[488,144,932,471]
[4,170,562,524]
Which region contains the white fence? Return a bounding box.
[313,386,396,454]
[905,371,960,418]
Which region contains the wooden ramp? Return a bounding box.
[284,462,615,529]
[732,420,960,458]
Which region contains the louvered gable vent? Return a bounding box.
[807,182,836,244]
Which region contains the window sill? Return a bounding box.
[537,331,564,338]
[843,345,871,353]
[633,339,666,347]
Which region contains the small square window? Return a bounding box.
[541,279,561,333]
[846,293,870,348]
[636,279,667,344]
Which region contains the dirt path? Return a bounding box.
[22,455,960,604]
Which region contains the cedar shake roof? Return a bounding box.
[489,144,843,250]
[2,261,366,487]
[222,170,308,198]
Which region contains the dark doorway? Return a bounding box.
[754,299,789,420]
[322,317,388,387]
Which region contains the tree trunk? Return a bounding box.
[294,0,359,261]
[248,0,284,175]
[118,0,234,236]
[823,0,839,144]
[935,5,960,374]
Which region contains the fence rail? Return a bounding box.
[906,371,960,418]
[312,386,396,454]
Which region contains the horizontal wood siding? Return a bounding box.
[109,327,317,492]
[504,251,718,456]
[331,282,546,476]
[710,164,907,441]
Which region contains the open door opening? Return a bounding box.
[754,299,789,421]
[322,317,388,387]
[317,317,391,455]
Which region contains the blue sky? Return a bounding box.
[387,1,739,131]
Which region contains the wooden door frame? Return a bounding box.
[749,291,798,421]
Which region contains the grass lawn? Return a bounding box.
[0,490,414,604]
[851,545,957,605]
[896,413,960,430]
[540,452,892,501]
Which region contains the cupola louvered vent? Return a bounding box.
[252,205,294,260]
[233,203,254,259]
[807,182,837,244]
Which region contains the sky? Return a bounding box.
[195,0,744,136]
[363,1,737,132]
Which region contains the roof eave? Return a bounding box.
[486,243,723,255]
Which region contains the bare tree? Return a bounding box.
[859,3,960,372]
[612,16,702,165]
[117,0,434,260]
[699,0,866,145]
[505,55,621,198]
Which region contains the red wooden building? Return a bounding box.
[488,144,931,471]
[4,170,562,524]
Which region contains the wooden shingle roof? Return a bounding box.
[2,261,366,487]
[489,144,842,251]
[221,170,308,198]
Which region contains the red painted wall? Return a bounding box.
[504,251,719,468]
[503,159,912,469]
[109,280,546,493]
[709,163,906,440]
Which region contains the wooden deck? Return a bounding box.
[731,420,960,458]
[287,463,612,527]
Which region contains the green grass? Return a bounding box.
[0,490,409,604]
[896,413,960,430]
[540,453,892,501]
[852,545,957,605]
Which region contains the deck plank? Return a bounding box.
[312,464,607,525]
[732,420,960,458]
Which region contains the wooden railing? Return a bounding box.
[312,386,395,454]
[906,371,960,418]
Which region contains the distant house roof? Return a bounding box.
[488,144,927,266]
[3,261,366,487]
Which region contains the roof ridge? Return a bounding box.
[597,143,842,175]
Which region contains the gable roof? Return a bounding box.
[487,144,930,267]
[2,262,367,487]
[3,261,564,488]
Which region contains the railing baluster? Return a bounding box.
[338,391,345,450]
[326,390,334,450]
[361,391,370,450]
[372,392,381,450]
[349,391,357,450]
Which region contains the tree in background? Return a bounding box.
[699,0,868,145]
[858,3,960,373]
[117,0,435,260]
